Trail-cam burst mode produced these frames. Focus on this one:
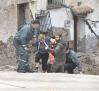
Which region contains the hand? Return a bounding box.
[79,72,83,75]
[24,47,28,51]
[33,38,37,43]
[45,47,48,50]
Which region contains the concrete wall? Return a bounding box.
[0,0,17,42]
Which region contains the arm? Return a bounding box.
[20,28,29,48]
[32,39,39,46]
[72,52,83,73]
[47,43,62,56]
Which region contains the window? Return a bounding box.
[47,0,63,9]
[64,20,71,27]
[48,0,52,4]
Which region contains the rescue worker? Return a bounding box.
[45,33,66,73]
[13,19,40,73]
[64,46,83,74]
[32,34,54,73]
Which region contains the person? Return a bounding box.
[45,33,66,73]
[46,40,55,73]
[13,19,40,73]
[32,34,54,73]
[64,47,83,74]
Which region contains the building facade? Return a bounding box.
[0,0,99,53]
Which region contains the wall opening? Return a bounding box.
[17,3,31,30]
[17,3,26,29]
[35,10,53,36]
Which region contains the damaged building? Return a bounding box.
[0,0,99,74]
[0,0,99,53]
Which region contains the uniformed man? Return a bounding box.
[45,33,66,73]
[13,19,40,73]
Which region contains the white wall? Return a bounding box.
[77,17,85,41]
[31,0,47,19]
[49,8,74,40]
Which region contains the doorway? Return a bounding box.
[74,15,86,52]
[17,3,31,30]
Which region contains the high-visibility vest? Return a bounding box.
[49,53,54,64]
[51,44,54,49]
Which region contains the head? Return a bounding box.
[50,39,56,44]
[38,34,45,43]
[32,19,40,29]
[65,46,69,54]
[59,35,62,39]
[55,33,61,42]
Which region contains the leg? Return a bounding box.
[13,39,28,72]
[64,63,76,74]
[47,63,52,73]
[56,61,65,73]
[50,61,60,73]
[58,65,64,73]
[42,53,49,72]
[34,52,41,71]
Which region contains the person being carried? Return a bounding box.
[47,39,56,72]
[13,19,40,73]
[64,47,83,74]
[32,34,54,73]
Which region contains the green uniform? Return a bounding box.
[13,23,35,71]
[47,39,66,73]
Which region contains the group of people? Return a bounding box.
[13,19,83,74]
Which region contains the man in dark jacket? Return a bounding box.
[45,33,66,73]
[64,47,83,74]
[13,19,40,73]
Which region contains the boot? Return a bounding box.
[25,64,34,73]
[17,60,26,73]
[17,69,26,73]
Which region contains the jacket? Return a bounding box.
[67,50,82,72]
[14,23,35,47]
[47,39,66,62]
[32,37,51,52]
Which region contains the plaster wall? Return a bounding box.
[48,8,74,40]
[77,17,86,52]
[0,0,17,42]
[64,0,99,53]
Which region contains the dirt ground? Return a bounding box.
[0,34,99,75]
